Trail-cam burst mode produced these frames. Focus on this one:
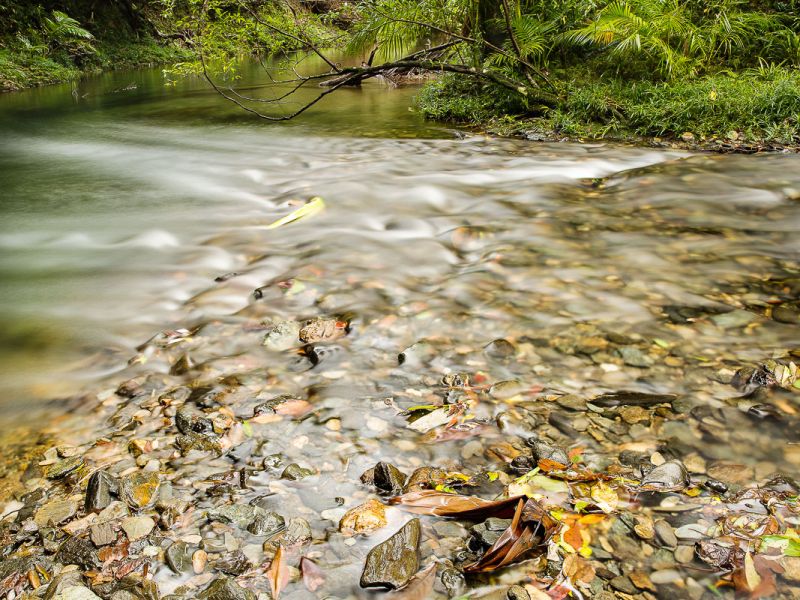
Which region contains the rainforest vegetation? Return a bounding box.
[2,0,800,146]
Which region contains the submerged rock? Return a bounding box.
[121,515,155,540]
[120,471,160,510]
[339,499,387,535]
[56,536,99,569]
[165,541,193,574]
[263,320,301,351]
[198,577,256,600]
[641,461,689,489]
[527,439,569,467]
[46,456,84,479]
[35,498,77,528]
[360,518,421,589]
[281,463,315,480]
[85,470,118,513]
[363,461,406,495]
[175,405,214,435]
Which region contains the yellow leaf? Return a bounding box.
[590,482,618,514]
[266,197,325,229]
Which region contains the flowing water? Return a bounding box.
[1,57,800,598]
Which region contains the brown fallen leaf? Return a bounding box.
[268,545,289,600]
[562,553,595,584]
[387,562,437,599]
[464,498,557,573]
[300,556,325,592]
[389,490,524,519]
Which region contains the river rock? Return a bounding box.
[122,515,155,540]
[263,320,301,351]
[212,504,259,528]
[264,517,312,552]
[35,499,77,528]
[485,338,516,359]
[373,461,406,494]
[176,431,222,455]
[214,551,251,575]
[90,522,117,547]
[339,499,387,534]
[281,463,315,480]
[166,541,193,574]
[47,456,84,479]
[175,404,214,435]
[52,587,103,600]
[471,517,512,549]
[527,439,569,467]
[404,466,447,492]
[198,577,256,600]
[641,460,689,489]
[247,511,284,536]
[55,536,99,569]
[85,470,118,513]
[120,471,160,510]
[360,518,421,589]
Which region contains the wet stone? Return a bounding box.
[404,466,447,492]
[641,460,689,489]
[47,456,84,479]
[198,577,256,600]
[90,522,117,547]
[485,338,516,359]
[610,575,637,595]
[52,587,103,600]
[440,567,466,597]
[35,499,77,528]
[654,520,678,549]
[617,346,653,367]
[281,463,315,480]
[556,395,587,411]
[471,518,512,549]
[507,584,531,600]
[360,518,421,589]
[247,511,284,536]
[166,541,193,574]
[490,380,525,400]
[175,405,214,435]
[176,432,222,455]
[85,470,118,513]
[121,515,155,540]
[265,517,311,551]
[212,504,260,529]
[55,536,99,569]
[527,439,569,467]
[214,551,251,575]
[120,471,160,510]
[339,499,387,534]
[373,461,406,494]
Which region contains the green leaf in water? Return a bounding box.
[653,338,670,349]
[266,197,325,229]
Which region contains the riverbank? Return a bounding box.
[0,37,189,92]
[417,70,800,153]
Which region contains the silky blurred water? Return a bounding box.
[0,56,798,422]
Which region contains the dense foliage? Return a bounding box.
[2,0,799,144]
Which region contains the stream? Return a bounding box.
[0,58,799,599]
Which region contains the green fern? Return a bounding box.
[43,11,94,42]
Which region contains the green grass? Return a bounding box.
[416,68,800,146]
